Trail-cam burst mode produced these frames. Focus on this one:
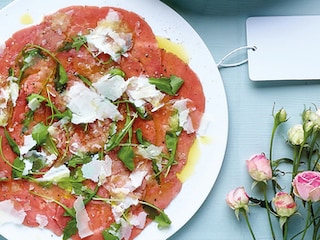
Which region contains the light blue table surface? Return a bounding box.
[1,0,320,239]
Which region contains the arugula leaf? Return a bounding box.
[23,44,69,93]
[162,129,181,176]
[67,154,92,168]
[32,122,48,145]
[63,218,78,240]
[22,151,46,173]
[154,212,172,228]
[136,128,149,146]
[141,200,171,229]
[106,114,138,151]
[102,223,121,240]
[4,128,20,155]
[59,35,87,52]
[32,122,59,156]
[55,63,68,93]
[12,157,25,179]
[132,104,152,120]
[108,68,126,78]
[117,145,135,171]
[18,48,44,83]
[76,74,92,87]
[148,75,184,95]
[22,110,35,134]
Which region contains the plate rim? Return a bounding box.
[0,0,229,239]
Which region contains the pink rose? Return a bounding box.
[292,171,320,202]
[272,192,297,217]
[226,187,249,212]
[246,153,272,182]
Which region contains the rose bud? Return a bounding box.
[272,192,297,217]
[287,124,304,145]
[274,108,287,125]
[246,153,272,182]
[226,187,249,212]
[292,171,320,202]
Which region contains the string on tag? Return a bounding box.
[217,46,257,69]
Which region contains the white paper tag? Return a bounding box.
[246,16,320,81]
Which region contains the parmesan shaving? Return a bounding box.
[65,81,123,124]
[172,98,195,134]
[126,76,164,111]
[74,196,94,238]
[92,74,127,101]
[81,154,112,185]
[86,10,132,63]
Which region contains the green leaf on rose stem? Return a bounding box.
[4,128,20,155]
[117,145,135,171]
[272,157,294,168]
[148,75,184,95]
[279,216,287,229]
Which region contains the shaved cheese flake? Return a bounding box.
[120,218,132,240]
[86,10,132,63]
[129,211,148,229]
[19,134,37,156]
[27,96,41,111]
[81,154,112,185]
[0,200,26,226]
[126,76,164,111]
[172,98,195,134]
[7,76,19,107]
[37,164,70,183]
[66,81,123,124]
[0,77,18,109]
[128,170,148,190]
[74,196,94,238]
[111,195,139,222]
[36,214,49,228]
[92,74,127,101]
[22,159,33,176]
[136,144,163,159]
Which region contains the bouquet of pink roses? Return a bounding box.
[226,107,320,240]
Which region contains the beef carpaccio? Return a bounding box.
[0,5,205,240]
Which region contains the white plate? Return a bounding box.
[0,0,228,239]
